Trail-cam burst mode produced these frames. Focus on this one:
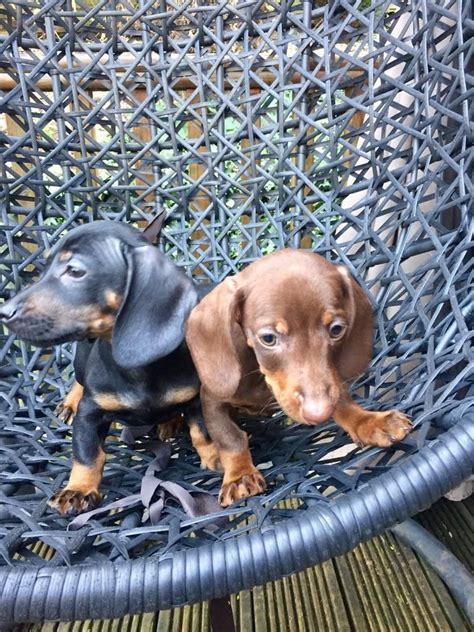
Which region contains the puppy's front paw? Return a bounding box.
[219,469,266,506]
[54,382,84,424]
[352,409,411,448]
[48,488,100,515]
[54,401,76,423]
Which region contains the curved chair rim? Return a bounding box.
[0,412,472,624]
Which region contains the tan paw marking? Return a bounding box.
[219,469,266,506]
[55,381,84,423]
[351,409,412,448]
[198,442,222,471]
[48,488,100,516]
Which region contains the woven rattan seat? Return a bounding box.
[0,0,472,623]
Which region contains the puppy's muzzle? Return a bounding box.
[0,296,22,325]
[295,385,338,424]
[301,398,333,424]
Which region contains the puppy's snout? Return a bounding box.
[0,299,18,322]
[297,391,334,424]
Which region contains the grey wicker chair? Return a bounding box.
[0,0,472,625]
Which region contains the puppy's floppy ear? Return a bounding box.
[336,266,374,382]
[112,245,197,369]
[186,277,245,400]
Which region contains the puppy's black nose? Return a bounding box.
[0,301,18,321]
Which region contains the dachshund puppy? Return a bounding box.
[0,221,217,515]
[186,249,411,506]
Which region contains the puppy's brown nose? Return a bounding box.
[300,397,333,424]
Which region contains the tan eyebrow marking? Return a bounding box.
[322,311,334,326]
[275,320,288,335]
[58,250,72,262]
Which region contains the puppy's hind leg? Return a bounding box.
[189,416,222,471]
[158,414,186,440]
[184,398,221,471]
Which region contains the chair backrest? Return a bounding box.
[1,0,472,421]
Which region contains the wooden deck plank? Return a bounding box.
[234,588,254,632]
[23,498,471,631]
[332,553,372,630]
[252,585,268,632]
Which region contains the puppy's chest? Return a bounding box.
[232,376,277,416]
[89,366,200,419]
[93,382,199,415]
[88,341,199,418]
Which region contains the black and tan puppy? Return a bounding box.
[0,221,217,514]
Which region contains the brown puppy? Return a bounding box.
[186,249,411,506]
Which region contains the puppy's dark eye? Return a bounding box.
[259,333,278,347]
[66,265,86,279]
[329,321,345,338]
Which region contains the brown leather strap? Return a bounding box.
[142,211,166,244]
[68,428,224,531]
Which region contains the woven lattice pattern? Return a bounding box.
[0,0,472,568]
